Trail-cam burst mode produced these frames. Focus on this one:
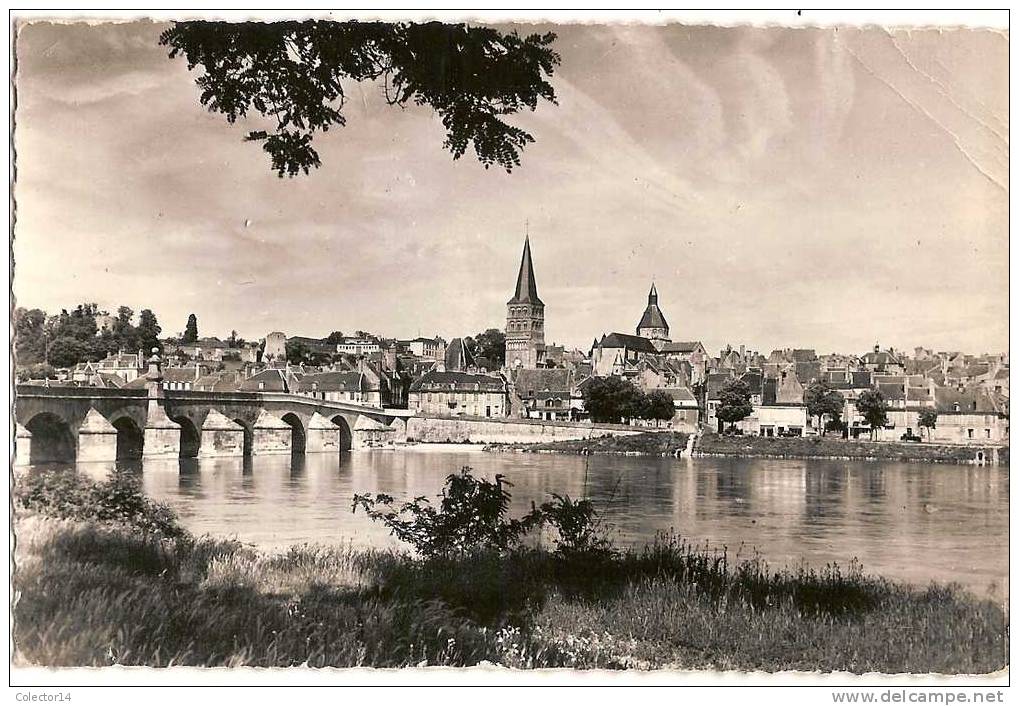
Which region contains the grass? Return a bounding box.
[14,511,1007,671]
[486,431,690,456]
[697,432,1008,465]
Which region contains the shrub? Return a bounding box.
[16,467,185,539]
[353,467,540,556]
[353,467,614,558]
[534,494,613,557]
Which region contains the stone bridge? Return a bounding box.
[14,381,413,465]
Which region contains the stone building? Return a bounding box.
[505,237,545,370]
[408,371,508,418]
[264,331,287,362]
[513,368,576,421]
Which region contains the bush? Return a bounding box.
[353,467,613,558]
[534,494,613,557]
[353,467,539,556]
[16,467,186,539]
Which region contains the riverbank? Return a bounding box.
[695,433,1009,465]
[13,472,1007,672]
[485,431,690,456]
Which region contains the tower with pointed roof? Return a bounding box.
[636,282,671,351]
[505,236,545,369]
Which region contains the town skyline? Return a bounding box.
[13,21,1007,355]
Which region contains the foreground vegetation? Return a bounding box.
[697,432,1008,465]
[13,468,1007,672]
[486,431,690,456]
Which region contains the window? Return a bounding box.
[968,429,974,439]
[986,429,992,438]
[258,382,265,390]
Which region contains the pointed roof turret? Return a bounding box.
[637,282,669,332]
[507,237,543,306]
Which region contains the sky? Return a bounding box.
[13,18,1009,356]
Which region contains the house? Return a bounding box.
[294,371,374,405]
[591,332,659,376]
[657,387,699,431]
[704,371,735,431]
[659,341,708,384]
[930,386,1009,443]
[512,368,575,421]
[334,337,381,356]
[72,350,144,384]
[404,337,446,360]
[859,345,905,374]
[408,371,508,418]
[240,368,294,393]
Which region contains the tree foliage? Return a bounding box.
[14,303,164,372]
[642,389,676,422]
[352,466,611,558]
[856,389,889,440]
[716,379,754,429]
[581,377,645,424]
[579,377,675,424]
[14,307,48,366]
[160,21,560,176]
[183,313,199,343]
[803,381,845,434]
[136,309,163,354]
[469,328,506,368]
[353,467,537,557]
[918,407,938,440]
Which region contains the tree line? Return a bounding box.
[14,304,163,377]
[580,377,676,424]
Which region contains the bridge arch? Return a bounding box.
[110,415,144,460]
[281,412,306,454]
[25,412,76,464]
[170,415,201,458]
[330,414,353,451]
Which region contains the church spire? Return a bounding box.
[509,236,543,305]
[648,282,658,305]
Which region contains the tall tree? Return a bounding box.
[324,331,346,344]
[160,21,559,176]
[716,379,753,432]
[803,381,845,435]
[471,328,506,368]
[581,377,645,424]
[13,307,48,366]
[136,309,163,354]
[183,313,199,343]
[641,390,676,423]
[856,389,889,441]
[113,306,138,351]
[918,407,938,441]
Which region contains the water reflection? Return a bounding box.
[25,451,1008,597]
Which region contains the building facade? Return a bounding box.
[408,371,509,418]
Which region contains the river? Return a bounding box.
[66,448,1008,597]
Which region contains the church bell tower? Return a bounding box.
[505,236,545,369]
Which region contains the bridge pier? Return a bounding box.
[143,405,182,459]
[77,408,119,463]
[199,409,245,457]
[14,424,31,467]
[251,410,292,455]
[306,412,340,453]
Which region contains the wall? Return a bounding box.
[407,415,641,444]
